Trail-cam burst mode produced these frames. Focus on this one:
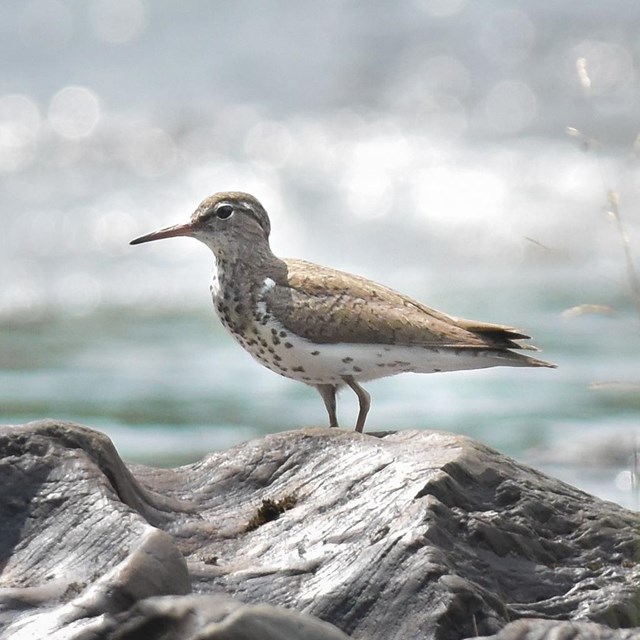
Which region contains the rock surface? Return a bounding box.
[1,420,639,640]
[479,619,640,640]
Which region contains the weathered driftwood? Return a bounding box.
[1,420,638,640]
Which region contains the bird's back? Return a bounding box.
[261,258,552,369]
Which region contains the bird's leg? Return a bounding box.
[342,375,371,433]
[315,384,339,428]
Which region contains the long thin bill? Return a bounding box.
[129,222,193,245]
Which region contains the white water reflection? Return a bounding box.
[48,86,101,139]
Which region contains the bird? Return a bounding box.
[130,191,555,433]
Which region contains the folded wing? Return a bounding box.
[265,259,550,365]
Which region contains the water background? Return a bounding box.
[1,1,639,508]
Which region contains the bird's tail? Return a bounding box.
[492,349,556,368]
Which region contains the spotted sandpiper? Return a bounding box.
[130,191,554,432]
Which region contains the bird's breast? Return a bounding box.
[209,269,221,300]
[209,267,268,339]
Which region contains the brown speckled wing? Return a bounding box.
[265,259,532,350]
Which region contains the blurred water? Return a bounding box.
[1,1,639,508]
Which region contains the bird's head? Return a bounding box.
[130,191,271,258]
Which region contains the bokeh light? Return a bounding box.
[48,86,101,139]
[569,41,634,93]
[0,94,41,172]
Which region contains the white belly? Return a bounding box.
[222,310,510,386]
[210,272,516,386]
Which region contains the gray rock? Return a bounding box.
[478,618,640,640]
[0,422,190,640]
[1,420,639,640]
[101,594,351,640]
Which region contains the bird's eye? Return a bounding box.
[216,204,234,220]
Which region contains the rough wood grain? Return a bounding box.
[1,421,638,639]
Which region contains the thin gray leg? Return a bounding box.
[315,384,338,428]
[342,375,371,433]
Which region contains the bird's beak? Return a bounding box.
[130,222,194,245]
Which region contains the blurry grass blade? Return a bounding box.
[561,304,615,318]
[576,57,591,91]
